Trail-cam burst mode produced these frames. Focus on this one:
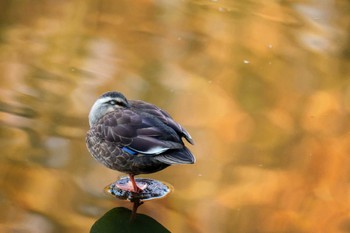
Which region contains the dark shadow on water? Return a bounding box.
[90,205,170,233]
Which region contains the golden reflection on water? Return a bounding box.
[0,1,350,233]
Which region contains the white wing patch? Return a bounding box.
[137,146,169,155]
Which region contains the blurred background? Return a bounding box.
[0,0,350,232]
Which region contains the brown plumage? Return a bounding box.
[86,91,195,192]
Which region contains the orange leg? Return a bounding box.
[129,174,140,193]
[115,175,147,193]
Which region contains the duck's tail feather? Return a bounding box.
[153,147,195,165]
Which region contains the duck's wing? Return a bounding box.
[94,109,185,156]
[130,100,194,145]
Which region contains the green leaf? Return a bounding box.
[90,207,171,233]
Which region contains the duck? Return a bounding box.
[86,91,195,193]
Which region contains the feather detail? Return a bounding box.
[153,147,195,165]
[96,109,187,155]
[122,147,138,155]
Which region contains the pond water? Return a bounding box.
[1,0,350,232]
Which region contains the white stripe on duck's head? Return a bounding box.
[89,91,129,127]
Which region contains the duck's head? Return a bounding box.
[88,91,129,127]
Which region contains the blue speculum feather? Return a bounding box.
[122,146,138,155]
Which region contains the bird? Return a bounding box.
[86,91,195,193]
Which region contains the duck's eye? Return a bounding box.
[108,99,128,107]
[108,100,117,105]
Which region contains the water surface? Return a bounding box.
[0,1,350,232]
